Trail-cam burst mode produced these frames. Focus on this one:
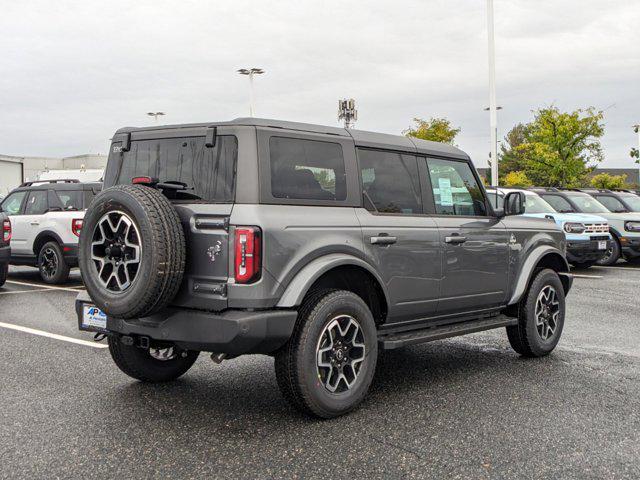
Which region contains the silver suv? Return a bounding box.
[76,118,572,418]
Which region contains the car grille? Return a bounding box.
[584,223,608,233]
[590,235,609,241]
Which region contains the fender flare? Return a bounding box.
[32,230,64,254]
[276,253,390,308]
[508,245,569,305]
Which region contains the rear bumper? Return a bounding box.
[0,245,9,264]
[75,292,298,355]
[565,239,609,263]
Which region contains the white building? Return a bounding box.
[0,153,107,196]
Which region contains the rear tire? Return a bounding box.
[507,268,565,358]
[0,263,7,287]
[274,290,378,418]
[38,241,70,284]
[596,236,621,266]
[108,336,199,383]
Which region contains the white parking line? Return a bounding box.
[6,280,85,293]
[571,274,603,279]
[0,289,57,295]
[594,265,640,272]
[0,321,108,349]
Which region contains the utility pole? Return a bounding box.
[338,99,358,129]
[147,112,165,123]
[487,0,499,186]
[237,68,265,117]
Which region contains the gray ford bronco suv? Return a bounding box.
[76,118,572,418]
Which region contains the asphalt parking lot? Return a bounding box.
[0,265,639,479]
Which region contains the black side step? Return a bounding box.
[378,316,518,350]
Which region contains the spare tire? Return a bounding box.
[79,185,186,319]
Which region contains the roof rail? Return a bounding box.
[20,179,81,187]
[528,187,560,192]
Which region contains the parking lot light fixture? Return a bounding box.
[147,112,165,123]
[237,68,265,117]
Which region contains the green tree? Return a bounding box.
[503,107,605,188]
[498,123,529,175]
[404,117,461,145]
[590,173,627,190]
[502,170,533,187]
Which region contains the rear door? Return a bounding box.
[1,191,28,254]
[422,157,509,314]
[356,148,441,323]
[107,125,243,311]
[20,190,49,256]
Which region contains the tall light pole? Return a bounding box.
[147,112,165,123]
[487,0,499,186]
[237,68,265,117]
[338,99,358,129]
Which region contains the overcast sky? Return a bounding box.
[1,0,639,167]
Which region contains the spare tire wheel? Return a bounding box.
[79,185,186,319]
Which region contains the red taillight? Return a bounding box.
[2,219,11,242]
[132,176,154,185]
[234,226,261,284]
[72,219,83,237]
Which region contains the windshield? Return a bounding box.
[565,193,609,213]
[112,135,237,202]
[620,194,640,212]
[524,194,555,214]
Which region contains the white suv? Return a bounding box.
[0,180,101,283]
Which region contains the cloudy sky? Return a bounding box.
[1,0,639,167]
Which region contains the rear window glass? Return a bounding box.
[55,190,83,210]
[269,137,346,201]
[115,136,237,202]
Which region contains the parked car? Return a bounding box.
[487,187,611,268]
[0,208,10,287]
[76,118,572,418]
[532,188,640,265]
[0,179,102,283]
[580,189,640,214]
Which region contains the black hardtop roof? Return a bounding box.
[115,117,469,160]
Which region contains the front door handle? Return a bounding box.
[30,221,40,226]
[371,235,397,245]
[445,235,467,244]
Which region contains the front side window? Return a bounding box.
[1,191,27,215]
[619,194,640,212]
[25,191,48,215]
[55,190,83,210]
[426,158,487,216]
[524,194,556,214]
[116,136,237,202]
[358,149,421,214]
[595,195,627,213]
[542,195,574,213]
[270,137,346,201]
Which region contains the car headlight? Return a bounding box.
[624,221,640,232]
[563,222,586,234]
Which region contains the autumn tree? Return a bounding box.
[590,173,627,190]
[502,171,533,188]
[404,117,461,145]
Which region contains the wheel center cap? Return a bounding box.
[335,350,344,361]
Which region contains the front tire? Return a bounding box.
[507,268,566,357]
[274,290,378,418]
[596,236,621,266]
[38,241,70,284]
[108,337,199,383]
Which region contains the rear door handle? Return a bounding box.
[371,235,397,245]
[30,221,40,226]
[445,235,467,244]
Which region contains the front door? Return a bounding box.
[422,157,509,314]
[357,149,441,323]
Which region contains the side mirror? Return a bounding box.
[503,191,526,216]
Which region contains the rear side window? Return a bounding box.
[543,195,574,213]
[269,137,346,201]
[55,190,83,210]
[358,149,421,214]
[115,136,237,202]
[25,191,48,215]
[595,195,626,212]
[426,158,487,216]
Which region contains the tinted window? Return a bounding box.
[524,194,556,214]
[55,190,83,210]
[1,191,27,215]
[595,195,627,212]
[270,137,346,201]
[619,194,640,212]
[426,158,487,216]
[542,195,574,213]
[565,193,609,213]
[116,136,237,202]
[358,149,421,214]
[487,191,504,209]
[25,191,48,215]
